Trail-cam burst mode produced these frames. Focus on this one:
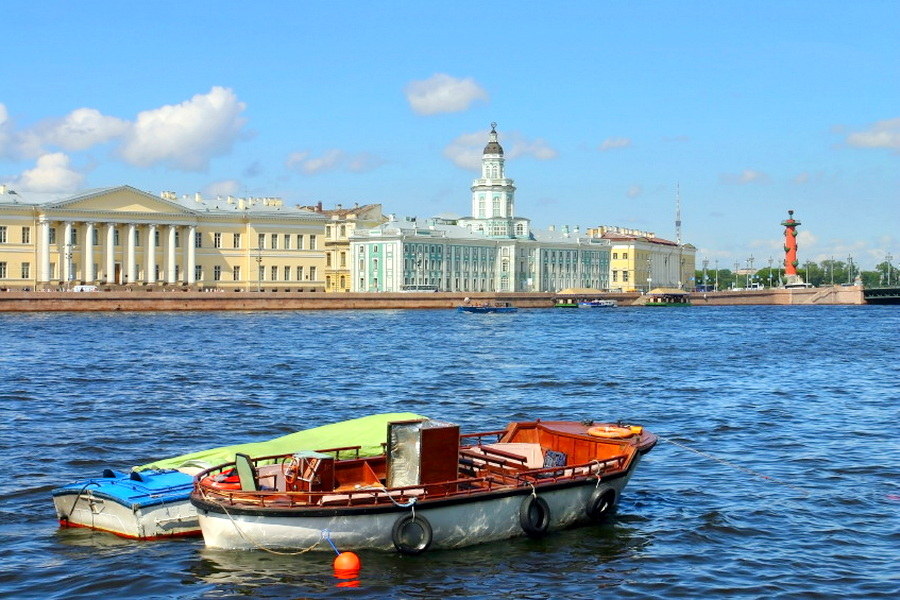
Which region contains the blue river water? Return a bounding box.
[0,305,897,599]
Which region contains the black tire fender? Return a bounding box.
[391,513,433,554]
[586,488,616,521]
[519,494,551,538]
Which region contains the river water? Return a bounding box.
[0,306,897,599]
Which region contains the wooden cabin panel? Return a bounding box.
[420,424,460,484]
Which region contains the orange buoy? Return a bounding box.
[333,551,361,573]
[587,425,635,439]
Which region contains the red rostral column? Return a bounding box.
[781,209,801,276]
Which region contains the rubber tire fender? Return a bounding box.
[519,495,551,538]
[586,488,616,522]
[391,513,433,555]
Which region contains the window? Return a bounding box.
[340,252,346,267]
[309,235,316,250]
[174,265,180,281]
[309,266,317,281]
[612,271,618,282]
[283,266,291,281]
[233,266,240,281]
[284,234,291,250]
[271,265,278,281]
[174,231,180,248]
[22,227,30,244]
[612,253,618,260]
[213,266,221,281]
[296,266,303,280]
[233,233,241,249]
[258,233,265,249]
[193,231,201,248]
[134,230,141,247]
[49,228,56,244]
[195,265,203,281]
[623,271,629,282]
[214,232,222,248]
[0,226,7,243]
[155,230,160,247]
[0,262,6,278]
[297,234,304,249]
[70,229,77,245]
[114,229,120,246]
[326,253,332,267]
[92,228,99,246]
[259,266,265,281]
[339,225,346,237]
[340,275,346,288]
[623,252,628,260]
[271,234,278,249]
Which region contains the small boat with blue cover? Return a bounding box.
[51,412,423,540]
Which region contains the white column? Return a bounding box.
[186,225,197,284]
[38,217,50,283]
[62,222,72,284]
[126,223,136,283]
[166,225,177,284]
[146,224,157,284]
[84,222,95,283]
[105,223,115,284]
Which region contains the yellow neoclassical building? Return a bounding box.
[588,226,697,292]
[0,185,329,291]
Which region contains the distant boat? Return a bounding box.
[553,300,579,308]
[51,413,424,540]
[644,288,691,307]
[191,418,658,553]
[457,301,517,313]
[578,299,617,308]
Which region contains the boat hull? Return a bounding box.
[194,463,638,551]
[52,476,200,540]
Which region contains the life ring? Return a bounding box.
[586,488,616,521]
[201,468,241,490]
[519,495,551,538]
[391,514,433,555]
[587,425,635,439]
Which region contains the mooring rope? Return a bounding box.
[658,435,811,496]
[214,498,324,555]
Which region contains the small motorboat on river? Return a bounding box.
[457,301,517,313]
[190,418,657,553]
[51,412,423,540]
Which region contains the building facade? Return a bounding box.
[297,202,385,292]
[0,185,328,291]
[589,226,697,291]
[351,125,610,293]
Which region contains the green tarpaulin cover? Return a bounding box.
[135,412,426,472]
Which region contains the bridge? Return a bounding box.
[863,287,900,305]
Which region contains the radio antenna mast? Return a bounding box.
[675,182,682,245]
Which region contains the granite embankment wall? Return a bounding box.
[0,286,865,312]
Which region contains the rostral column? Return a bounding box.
[781,209,804,286]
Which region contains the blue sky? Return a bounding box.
[1,1,897,269]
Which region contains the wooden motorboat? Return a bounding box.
[190,418,657,553]
[51,412,423,540]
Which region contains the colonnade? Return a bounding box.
[37,218,197,285]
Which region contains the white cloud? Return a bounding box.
[719,169,769,185]
[119,86,247,171]
[41,108,130,152]
[405,74,488,115]
[286,149,386,175]
[0,104,13,157]
[203,179,242,197]
[626,185,643,198]
[443,128,558,170]
[846,117,900,151]
[14,153,84,192]
[599,137,632,151]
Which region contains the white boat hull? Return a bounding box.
[53,491,199,540]
[196,474,633,551]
